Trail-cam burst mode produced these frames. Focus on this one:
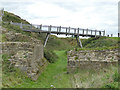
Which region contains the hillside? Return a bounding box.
[1,11,119,88]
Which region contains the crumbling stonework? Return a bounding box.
[67,49,118,73]
[1,28,48,80]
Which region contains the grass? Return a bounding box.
[2,10,119,88]
[11,50,73,88]
[2,50,118,88]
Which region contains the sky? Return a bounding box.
[0,0,119,37]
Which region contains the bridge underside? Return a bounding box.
[22,29,99,48]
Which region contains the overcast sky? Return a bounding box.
[0,0,119,37]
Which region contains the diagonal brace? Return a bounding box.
[44,33,50,47]
[75,35,83,48]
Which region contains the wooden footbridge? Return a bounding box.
[1,9,106,48]
[9,22,105,48]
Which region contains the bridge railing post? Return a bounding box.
[83,29,84,37]
[95,30,97,38]
[74,28,76,35]
[68,27,70,35]
[103,30,105,36]
[118,33,120,37]
[77,28,79,36]
[57,27,59,35]
[91,30,92,35]
[99,31,101,36]
[66,28,68,36]
[86,28,88,36]
[59,26,61,35]
[48,25,52,33]
[40,24,42,30]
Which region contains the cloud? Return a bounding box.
[0,0,119,37]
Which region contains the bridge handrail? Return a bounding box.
[3,21,105,36]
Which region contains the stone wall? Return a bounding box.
[1,29,48,80]
[67,49,118,73]
[2,42,47,80]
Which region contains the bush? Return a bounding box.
[44,49,58,63]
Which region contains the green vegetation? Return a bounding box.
[9,51,72,88]
[2,11,119,88]
[44,49,58,63]
[2,51,118,88]
[2,54,27,87]
[2,11,29,24]
[82,37,118,48]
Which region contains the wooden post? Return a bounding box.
[83,29,84,37]
[91,30,92,35]
[66,28,68,36]
[74,28,76,35]
[77,28,79,36]
[44,33,50,47]
[59,26,61,35]
[79,36,83,48]
[75,35,83,48]
[69,27,70,35]
[99,31,101,36]
[0,8,4,26]
[95,30,97,38]
[86,28,88,36]
[40,24,42,30]
[118,33,120,37]
[103,30,105,36]
[57,27,59,35]
[48,25,52,33]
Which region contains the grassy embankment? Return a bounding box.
[1,11,119,88]
[9,51,118,88]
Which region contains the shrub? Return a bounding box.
[44,49,58,63]
[75,56,78,60]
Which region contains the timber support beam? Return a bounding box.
[44,33,50,47]
[75,35,83,48]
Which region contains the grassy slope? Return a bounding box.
[10,51,118,88]
[12,51,72,88]
[2,11,119,88]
